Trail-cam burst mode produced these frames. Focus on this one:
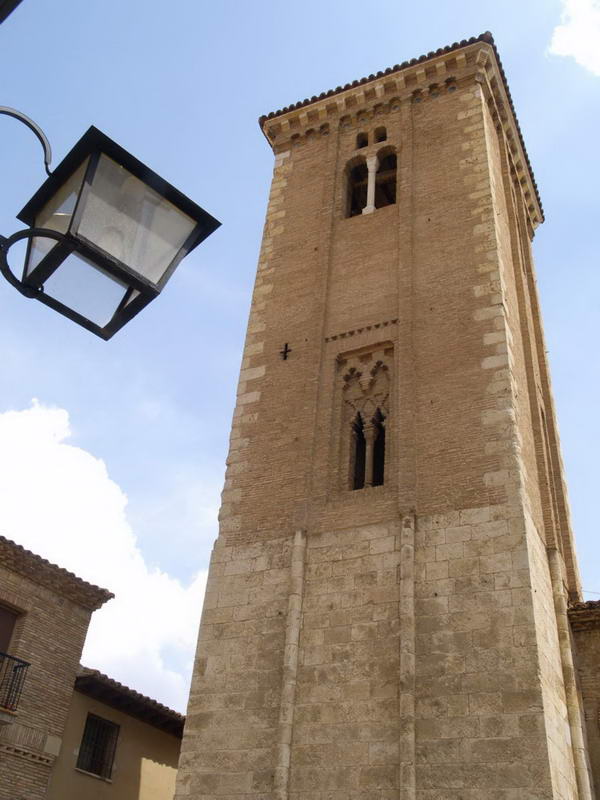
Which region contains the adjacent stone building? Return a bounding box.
[570,602,600,799]
[176,32,598,800]
[0,535,183,799]
[47,668,183,800]
[0,534,112,798]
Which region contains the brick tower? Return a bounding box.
[176,33,595,800]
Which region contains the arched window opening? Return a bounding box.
[351,413,366,490]
[356,132,368,149]
[374,126,387,143]
[341,354,390,493]
[372,409,386,486]
[347,160,368,217]
[375,152,396,209]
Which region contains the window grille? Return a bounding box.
[76,713,119,779]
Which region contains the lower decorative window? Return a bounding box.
[76,713,119,779]
[350,408,386,489]
[339,347,391,491]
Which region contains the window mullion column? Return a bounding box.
[362,156,378,215]
[363,422,377,486]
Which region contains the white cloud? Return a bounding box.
[0,401,210,713]
[549,0,600,76]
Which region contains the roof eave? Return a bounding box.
[258,32,543,228]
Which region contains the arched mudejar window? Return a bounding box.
[342,357,390,491]
[375,149,396,209]
[351,413,366,490]
[347,158,368,217]
[356,132,368,149]
[374,126,387,143]
[372,408,386,486]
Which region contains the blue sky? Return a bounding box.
[0,0,598,710]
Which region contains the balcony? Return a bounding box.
[0,651,29,723]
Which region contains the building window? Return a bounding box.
[0,605,18,654]
[350,409,386,490]
[351,413,366,489]
[345,148,396,218]
[356,132,368,149]
[341,354,391,491]
[76,714,119,779]
[347,159,368,217]
[375,151,396,208]
[374,126,387,143]
[372,408,386,486]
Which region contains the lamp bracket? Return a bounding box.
[0,227,63,298]
[0,106,52,176]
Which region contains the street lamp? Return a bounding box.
[1,109,220,339]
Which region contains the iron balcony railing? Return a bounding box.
[0,651,30,712]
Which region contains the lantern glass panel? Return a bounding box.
[74,155,197,285]
[27,160,89,277]
[43,251,129,327]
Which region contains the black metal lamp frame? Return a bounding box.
[1,109,220,340]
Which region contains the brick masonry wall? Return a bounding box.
[176,41,589,800]
[0,562,96,799]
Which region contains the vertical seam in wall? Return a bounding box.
[402,90,417,511]
[398,98,417,799]
[305,122,345,510]
[399,513,416,800]
[274,529,307,800]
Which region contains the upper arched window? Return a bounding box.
[347,159,368,217]
[375,151,396,209]
[356,132,368,149]
[374,126,387,143]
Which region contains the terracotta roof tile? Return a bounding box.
[76,667,184,737]
[570,599,600,611]
[0,534,113,611]
[258,32,543,220]
[568,599,600,632]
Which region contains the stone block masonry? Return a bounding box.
[176,34,595,800]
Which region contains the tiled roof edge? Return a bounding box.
[568,599,600,632]
[76,667,184,736]
[0,534,113,611]
[258,32,543,221]
[569,599,600,611]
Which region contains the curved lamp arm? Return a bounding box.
[0,106,52,176]
[0,228,64,298]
